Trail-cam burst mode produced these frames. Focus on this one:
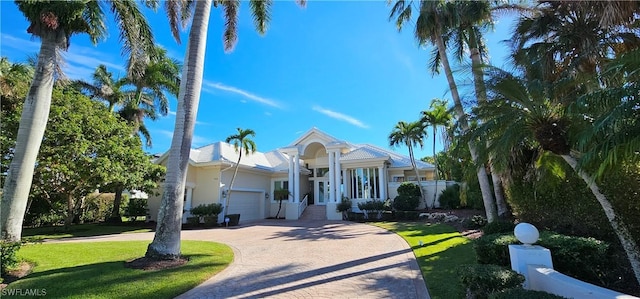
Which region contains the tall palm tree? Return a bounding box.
[389,0,498,222]
[146,0,306,260]
[389,121,427,206]
[1,1,155,242]
[224,128,257,215]
[475,65,640,286]
[421,98,451,208]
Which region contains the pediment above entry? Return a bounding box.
[285,127,349,159]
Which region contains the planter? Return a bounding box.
[186,216,200,225]
[203,215,219,226]
[225,214,240,226]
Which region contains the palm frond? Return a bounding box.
[249,0,272,35]
[222,0,240,53]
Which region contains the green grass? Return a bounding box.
[22,223,152,240]
[5,241,233,299]
[372,222,476,299]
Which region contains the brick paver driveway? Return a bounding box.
[60,220,429,299]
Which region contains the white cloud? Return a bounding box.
[203,81,282,109]
[167,110,177,116]
[312,106,369,129]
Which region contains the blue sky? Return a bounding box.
[0,1,516,159]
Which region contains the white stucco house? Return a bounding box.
[147,127,450,224]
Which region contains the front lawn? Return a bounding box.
[22,223,153,240]
[4,241,233,299]
[373,222,476,299]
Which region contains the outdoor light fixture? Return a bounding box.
[265,193,270,200]
[222,190,227,198]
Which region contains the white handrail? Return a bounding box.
[298,194,308,217]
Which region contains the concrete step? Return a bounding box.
[300,205,326,220]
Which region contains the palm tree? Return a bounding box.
[224,128,257,215]
[389,121,427,206]
[146,0,306,260]
[119,46,181,147]
[389,0,498,222]
[74,65,129,112]
[1,1,155,242]
[421,98,451,208]
[475,65,640,286]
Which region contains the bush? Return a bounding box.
[190,203,223,217]
[471,215,487,227]
[474,231,613,288]
[125,198,148,218]
[357,200,385,220]
[1,241,21,275]
[482,220,516,235]
[393,194,420,211]
[337,197,352,212]
[397,182,422,197]
[489,288,567,299]
[457,264,524,299]
[438,184,461,209]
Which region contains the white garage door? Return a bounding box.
[227,191,262,221]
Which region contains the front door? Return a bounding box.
[316,178,330,205]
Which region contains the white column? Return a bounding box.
[334,151,341,202]
[288,154,294,200]
[328,151,335,202]
[185,187,193,214]
[294,153,300,203]
[379,165,387,201]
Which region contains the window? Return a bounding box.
[274,180,289,191]
[316,168,329,177]
[407,176,427,182]
[392,176,404,183]
[349,168,380,199]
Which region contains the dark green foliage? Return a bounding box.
[438,184,461,209]
[190,203,223,217]
[1,241,21,275]
[393,194,420,211]
[474,231,624,290]
[489,288,567,299]
[482,220,516,235]
[397,182,422,197]
[336,197,352,212]
[125,198,148,218]
[357,200,386,220]
[457,264,524,299]
[273,189,290,201]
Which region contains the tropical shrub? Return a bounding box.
[1,241,21,275]
[358,200,385,220]
[438,184,461,209]
[457,264,524,299]
[474,231,618,289]
[482,220,516,235]
[397,182,422,197]
[337,197,352,220]
[125,198,148,219]
[190,203,223,217]
[393,195,420,211]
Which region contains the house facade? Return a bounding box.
[147,128,450,224]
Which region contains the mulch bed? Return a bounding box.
[1,262,34,289]
[124,257,188,271]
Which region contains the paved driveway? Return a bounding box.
[58,220,429,299]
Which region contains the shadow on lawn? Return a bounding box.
[22,223,153,240]
[6,255,223,299]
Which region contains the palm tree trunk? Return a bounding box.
[146,0,212,260]
[469,39,508,217]
[433,27,497,222]
[561,154,640,286]
[225,151,242,215]
[431,127,438,208]
[1,33,60,242]
[408,145,426,207]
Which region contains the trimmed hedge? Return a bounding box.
[393,194,420,211]
[489,288,567,299]
[482,220,516,235]
[457,264,524,299]
[475,231,612,288]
